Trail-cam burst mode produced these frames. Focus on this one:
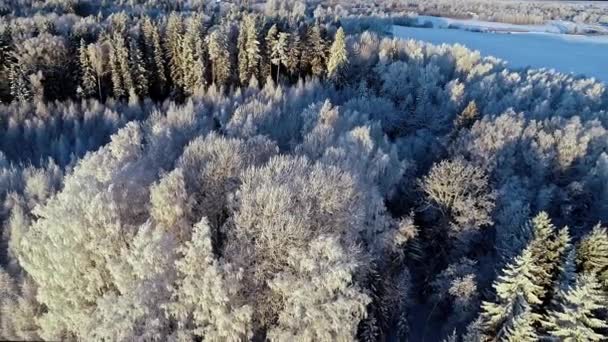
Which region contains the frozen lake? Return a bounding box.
[393,25,608,82]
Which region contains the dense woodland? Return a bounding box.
[0,0,607,341]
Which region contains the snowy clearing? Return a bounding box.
[414,15,608,35]
[393,24,608,82]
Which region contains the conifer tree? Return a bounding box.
[109,32,132,98]
[265,24,278,81]
[304,24,326,78]
[180,15,206,95]
[528,213,569,300]
[165,13,184,90]
[327,27,348,84]
[503,305,539,342]
[237,14,260,85]
[267,26,288,84]
[454,100,479,130]
[479,247,545,338]
[544,273,608,341]
[577,225,608,286]
[78,39,97,98]
[284,31,302,79]
[207,29,231,87]
[141,17,167,98]
[128,38,149,98]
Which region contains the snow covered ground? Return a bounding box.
[414,15,608,35]
[393,24,608,83]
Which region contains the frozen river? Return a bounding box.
[393,24,608,82]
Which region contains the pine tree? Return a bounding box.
[165,12,184,90]
[265,24,278,81]
[237,18,248,86]
[577,225,608,286]
[528,213,569,301]
[180,15,206,95]
[236,14,261,86]
[128,38,149,98]
[141,17,167,98]
[304,24,326,78]
[109,32,132,98]
[267,26,288,84]
[503,304,539,342]
[454,100,479,130]
[544,273,608,341]
[284,31,302,79]
[207,28,231,87]
[327,27,348,84]
[479,247,545,338]
[78,39,97,98]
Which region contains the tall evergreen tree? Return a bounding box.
[237,14,260,85]
[544,273,608,341]
[284,30,302,79]
[165,12,184,91]
[109,32,132,98]
[503,304,539,342]
[577,225,608,286]
[327,27,348,84]
[128,38,149,98]
[207,28,231,87]
[267,26,288,84]
[304,24,326,78]
[180,15,206,95]
[78,39,97,98]
[141,17,167,98]
[479,247,545,338]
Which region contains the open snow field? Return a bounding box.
[393,22,608,82]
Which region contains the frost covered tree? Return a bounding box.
[478,247,545,339]
[180,15,206,95]
[267,25,289,84]
[237,14,261,85]
[577,225,608,286]
[543,273,608,341]
[420,158,495,249]
[128,38,149,98]
[207,28,231,87]
[267,236,370,342]
[303,24,326,77]
[78,39,97,98]
[167,218,253,341]
[141,17,166,98]
[327,27,348,84]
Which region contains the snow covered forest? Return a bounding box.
[0,0,608,341]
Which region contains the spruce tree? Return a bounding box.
[544,273,608,341]
[479,247,545,338]
[267,26,288,84]
[528,213,569,301]
[454,100,479,130]
[304,24,326,78]
[577,225,608,286]
[284,31,302,79]
[244,15,260,85]
[165,12,184,90]
[78,39,97,98]
[127,38,149,98]
[207,28,231,87]
[141,17,166,98]
[180,15,206,95]
[109,32,132,98]
[327,27,348,84]
[503,304,539,342]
